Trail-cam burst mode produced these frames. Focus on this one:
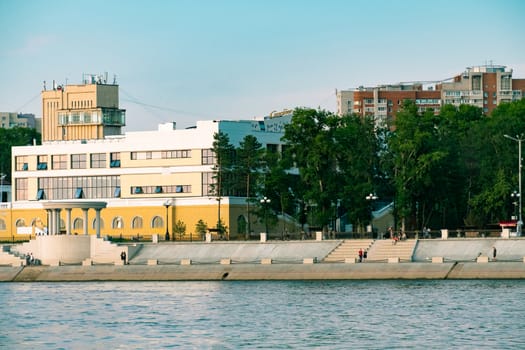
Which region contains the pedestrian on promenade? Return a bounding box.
[492,246,497,261]
[120,251,127,265]
[363,249,368,261]
[358,248,363,262]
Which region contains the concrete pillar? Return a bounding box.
[502,228,510,239]
[315,231,323,241]
[65,208,72,235]
[152,234,158,244]
[95,208,102,238]
[205,232,212,242]
[82,208,89,235]
[477,256,489,263]
[55,209,61,234]
[51,209,58,234]
[46,209,52,235]
[260,232,267,242]
[441,229,448,240]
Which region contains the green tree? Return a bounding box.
[211,131,236,234]
[173,219,187,241]
[0,127,41,181]
[389,101,448,232]
[283,108,379,233]
[236,135,264,238]
[195,219,207,239]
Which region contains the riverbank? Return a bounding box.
[2,261,525,282]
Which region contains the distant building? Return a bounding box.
[0,112,39,131]
[336,64,525,127]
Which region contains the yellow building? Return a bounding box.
[2,75,291,242]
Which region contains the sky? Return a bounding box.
[1,0,524,131]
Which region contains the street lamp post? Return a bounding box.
[164,199,172,241]
[0,173,5,203]
[260,196,271,236]
[365,193,378,238]
[511,190,520,220]
[504,134,523,236]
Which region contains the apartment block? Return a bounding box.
[337,64,525,126]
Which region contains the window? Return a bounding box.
[114,186,121,198]
[132,216,143,229]
[37,175,120,200]
[155,186,163,193]
[133,186,143,194]
[110,152,121,167]
[75,188,83,199]
[36,189,45,200]
[71,154,87,169]
[151,216,163,229]
[37,155,48,170]
[16,178,28,200]
[202,149,215,165]
[90,153,106,168]
[202,172,215,196]
[16,156,28,171]
[73,218,83,230]
[0,218,6,230]
[112,217,124,229]
[52,155,67,170]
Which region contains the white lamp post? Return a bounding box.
[504,134,523,236]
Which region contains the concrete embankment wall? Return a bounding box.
[3,262,525,282]
[413,239,525,262]
[131,241,341,264]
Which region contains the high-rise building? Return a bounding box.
[336,64,525,127]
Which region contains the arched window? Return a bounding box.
[15,218,25,227]
[151,216,163,228]
[73,218,83,230]
[0,218,6,230]
[132,216,143,229]
[112,217,124,229]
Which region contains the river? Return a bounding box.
[1,280,525,349]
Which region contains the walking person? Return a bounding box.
[120,251,127,265]
[492,246,497,261]
[358,248,363,263]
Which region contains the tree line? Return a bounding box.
[212,98,525,235]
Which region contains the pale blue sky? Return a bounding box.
[1,0,524,131]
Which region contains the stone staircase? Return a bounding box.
[0,246,26,266]
[323,239,374,263]
[366,239,417,262]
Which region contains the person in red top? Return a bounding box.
[358,248,363,262]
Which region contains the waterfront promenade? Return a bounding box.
[2,237,525,281]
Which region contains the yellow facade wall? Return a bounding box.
[0,203,287,242]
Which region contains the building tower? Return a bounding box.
[41,73,125,142]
